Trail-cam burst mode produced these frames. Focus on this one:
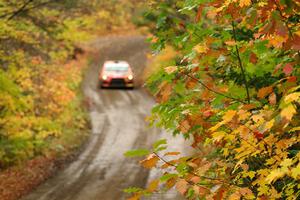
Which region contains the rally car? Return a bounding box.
[99,61,134,89]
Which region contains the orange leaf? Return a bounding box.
[257,86,273,99]
[164,152,180,156]
[147,179,159,192]
[186,79,198,89]
[190,176,201,184]
[179,120,191,133]
[166,177,177,189]
[225,40,236,46]
[176,179,188,195]
[269,92,277,105]
[127,194,141,200]
[140,154,159,169]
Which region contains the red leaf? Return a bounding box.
[254,131,264,140]
[291,35,300,50]
[288,76,297,82]
[249,52,258,64]
[283,63,293,75]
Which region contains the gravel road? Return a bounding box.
[22,36,187,200]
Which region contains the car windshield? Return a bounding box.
[105,64,128,72]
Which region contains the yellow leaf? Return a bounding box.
[140,154,159,169]
[222,110,237,122]
[266,169,286,183]
[212,131,226,142]
[284,92,300,104]
[223,148,229,157]
[147,179,159,192]
[281,104,296,121]
[291,164,300,179]
[289,127,300,132]
[280,158,293,168]
[239,0,251,7]
[264,119,275,131]
[194,43,208,54]
[209,121,224,132]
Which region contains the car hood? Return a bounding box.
[103,71,129,77]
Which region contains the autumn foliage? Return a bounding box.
[127,0,300,199]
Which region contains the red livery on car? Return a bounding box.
[99,61,134,89]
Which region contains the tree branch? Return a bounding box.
[7,0,34,20]
[153,152,228,183]
[181,71,247,104]
[231,21,251,104]
[0,0,58,21]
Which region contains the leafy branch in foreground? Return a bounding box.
[128,0,300,199]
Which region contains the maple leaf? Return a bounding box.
[284,92,300,104]
[280,104,296,121]
[194,43,208,54]
[266,169,286,183]
[225,40,236,46]
[222,110,237,122]
[283,63,293,76]
[239,0,251,7]
[212,131,226,142]
[269,92,277,105]
[291,164,300,179]
[249,52,258,64]
[140,154,159,169]
[164,66,177,74]
[166,177,177,189]
[175,179,188,195]
[147,179,159,192]
[257,86,273,99]
[179,120,191,133]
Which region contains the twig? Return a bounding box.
[181,71,247,104]
[153,152,228,182]
[7,0,34,20]
[0,0,57,21]
[231,21,251,104]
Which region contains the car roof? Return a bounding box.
[104,60,130,67]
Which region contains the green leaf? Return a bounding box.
[124,149,150,157]
[160,173,178,182]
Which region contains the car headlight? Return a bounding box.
[102,75,108,80]
[128,75,133,80]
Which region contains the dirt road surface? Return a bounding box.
[22,36,187,200]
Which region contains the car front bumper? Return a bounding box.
[100,78,134,88]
